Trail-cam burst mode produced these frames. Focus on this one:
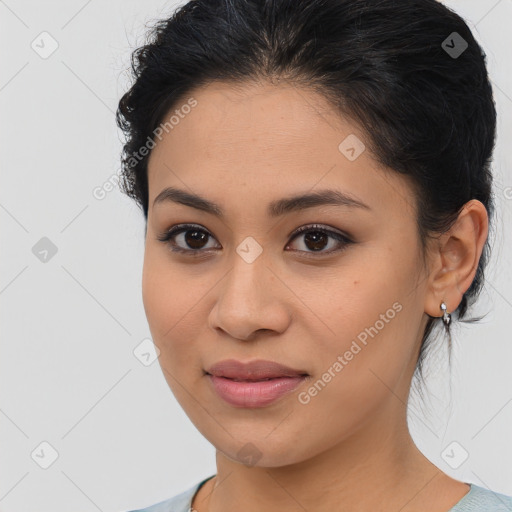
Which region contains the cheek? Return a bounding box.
[142,250,170,338]
[141,258,197,409]
[142,248,191,348]
[141,246,210,375]
[311,247,420,384]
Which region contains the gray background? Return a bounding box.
[1,0,511,511]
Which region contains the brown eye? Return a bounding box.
[182,229,209,249]
[302,231,329,251]
[286,224,353,256]
[156,224,220,254]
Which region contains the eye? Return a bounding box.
[156,223,220,256]
[156,223,353,257]
[285,224,353,256]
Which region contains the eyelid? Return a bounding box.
[288,223,352,242]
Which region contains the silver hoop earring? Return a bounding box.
[440,302,451,326]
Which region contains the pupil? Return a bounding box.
[305,231,327,251]
[185,230,208,249]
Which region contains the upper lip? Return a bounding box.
[206,359,309,380]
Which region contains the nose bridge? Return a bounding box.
[210,243,289,339]
[223,244,270,311]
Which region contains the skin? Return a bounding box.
[142,79,488,512]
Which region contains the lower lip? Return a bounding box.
[207,374,307,408]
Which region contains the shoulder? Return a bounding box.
[449,484,512,511]
[122,475,215,512]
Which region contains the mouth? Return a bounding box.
[205,358,309,381]
[203,359,310,407]
[205,373,309,408]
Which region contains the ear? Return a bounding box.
[424,199,489,319]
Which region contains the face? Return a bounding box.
[142,80,431,468]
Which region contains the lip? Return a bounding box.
[205,358,308,380]
[206,374,308,408]
[204,359,309,408]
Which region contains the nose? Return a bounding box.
[208,254,291,341]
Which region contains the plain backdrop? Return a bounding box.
[1,0,511,511]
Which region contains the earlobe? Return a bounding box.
[424,199,489,318]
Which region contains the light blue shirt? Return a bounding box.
[125,475,512,512]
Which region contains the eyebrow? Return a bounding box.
[152,186,371,218]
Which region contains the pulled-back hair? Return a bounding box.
[116,0,497,398]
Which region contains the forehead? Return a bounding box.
[146,80,416,220]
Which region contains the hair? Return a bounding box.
[116,0,497,403]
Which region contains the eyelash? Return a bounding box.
[156,223,353,258]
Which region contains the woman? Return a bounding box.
[117,0,512,510]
